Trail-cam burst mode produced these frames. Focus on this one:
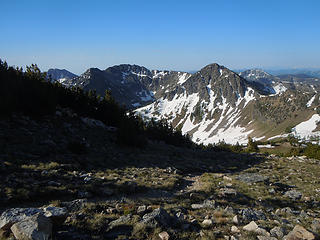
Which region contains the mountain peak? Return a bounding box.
[47,68,77,81]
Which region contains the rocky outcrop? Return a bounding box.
[10,213,52,240]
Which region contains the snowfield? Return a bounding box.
[135,85,261,145]
[292,114,320,140]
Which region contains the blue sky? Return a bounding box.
[1,0,319,74]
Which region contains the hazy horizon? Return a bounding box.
[1,0,320,75]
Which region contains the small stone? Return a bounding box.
[107,208,117,214]
[284,190,302,201]
[256,228,270,237]
[232,215,239,225]
[219,188,237,197]
[189,192,202,199]
[270,226,285,238]
[159,231,170,240]
[137,205,146,214]
[224,206,234,214]
[202,219,213,227]
[231,226,240,233]
[191,204,203,209]
[176,212,184,221]
[223,176,232,181]
[243,221,258,231]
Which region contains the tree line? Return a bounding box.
[0,59,192,148]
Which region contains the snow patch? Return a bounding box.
[177,72,191,85]
[306,95,316,107]
[292,114,320,139]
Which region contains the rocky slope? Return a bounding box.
[67,64,192,108]
[0,111,319,240]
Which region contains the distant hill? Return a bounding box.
[47,68,78,83]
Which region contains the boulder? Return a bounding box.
[236,173,269,183]
[243,221,270,236]
[201,219,213,227]
[108,214,132,231]
[283,225,315,240]
[270,226,285,238]
[231,226,240,233]
[159,231,170,240]
[243,221,259,231]
[42,206,68,225]
[61,199,87,212]
[142,208,172,227]
[240,208,266,222]
[10,213,52,240]
[191,200,215,209]
[0,208,42,230]
[284,190,302,201]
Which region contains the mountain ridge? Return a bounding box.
[48,63,320,145]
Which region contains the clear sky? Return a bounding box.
[1,0,319,74]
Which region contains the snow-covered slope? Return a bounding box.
[136,64,262,145]
[292,114,320,140]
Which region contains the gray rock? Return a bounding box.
[191,204,204,209]
[191,199,215,209]
[284,190,302,201]
[239,208,266,222]
[0,208,42,230]
[108,214,132,230]
[61,199,87,212]
[311,218,320,232]
[42,206,68,224]
[236,173,269,183]
[10,213,52,240]
[219,188,237,197]
[270,226,285,238]
[142,208,172,227]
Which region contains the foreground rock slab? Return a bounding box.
[0,208,42,230]
[10,213,52,240]
[283,225,315,240]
